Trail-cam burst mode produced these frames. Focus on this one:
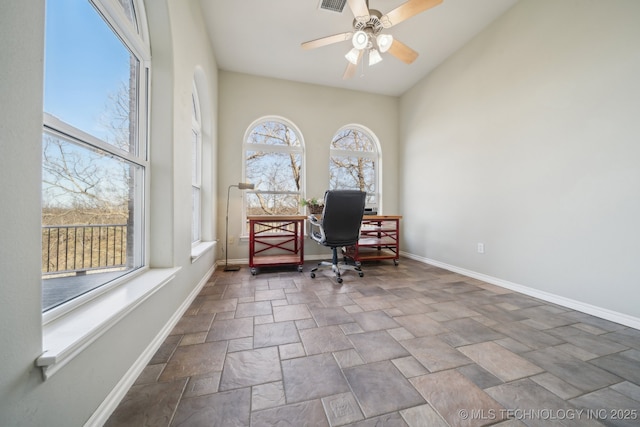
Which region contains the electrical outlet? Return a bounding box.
[477,243,485,254]
[228,236,235,245]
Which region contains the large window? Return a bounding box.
[244,117,304,216]
[191,84,202,245]
[42,0,149,312]
[329,125,380,207]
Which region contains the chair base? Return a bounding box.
[310,260,363,284]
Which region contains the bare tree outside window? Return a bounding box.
[41,77,141,312]
[245,119,303,216]
[329,127,379,206]
[42,134,130,223]
[42,79,138,273]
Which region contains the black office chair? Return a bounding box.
[309,190,366,283]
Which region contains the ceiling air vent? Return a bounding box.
[319,0,347,13]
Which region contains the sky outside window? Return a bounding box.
[44,0,132,144]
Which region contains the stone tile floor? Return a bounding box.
[106,258,640,426]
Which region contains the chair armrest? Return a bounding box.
[308,215,325,243]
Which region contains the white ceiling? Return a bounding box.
[199,0,519,96]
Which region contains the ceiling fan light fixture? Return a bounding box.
[345,47,361,65]
[369,48,383,66]
[300,0,442,79]
[352,30,369,49]
[376,34,393,53]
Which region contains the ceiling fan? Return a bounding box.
[302,0,443,79]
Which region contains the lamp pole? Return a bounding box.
[224,182,254,271]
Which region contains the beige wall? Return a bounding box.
[217,71,399,260]
[0,1,47,425]
[0,1,219,425]
[399,0,640,322]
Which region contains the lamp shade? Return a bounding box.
[369,48,383,66]
[376,34,393,53]
[345,47,361,65]
[351,30,369,49]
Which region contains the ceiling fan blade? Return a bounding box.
[347,0,370,22]
[301,32,353,50]
[387,39,419,64]
[343,51,363,79]
[381,0,442,28]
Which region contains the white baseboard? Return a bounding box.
[85,265,215,427]
[401,251,640,330]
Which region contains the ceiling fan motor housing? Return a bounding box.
[353,9,384,36]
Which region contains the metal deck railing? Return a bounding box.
[42,224,127,275]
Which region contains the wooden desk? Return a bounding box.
[247,215,306,275]
[344,215,402,265]
[248,214,401,274]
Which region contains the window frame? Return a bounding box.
[41,0,151,322]
[191,82,203,247]
[242,116,306,229]
[329,124,381,209]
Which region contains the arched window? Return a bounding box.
[329,125,380,207]
[41,0,150,312]
[244,117,304,216]
[191,83,202,245]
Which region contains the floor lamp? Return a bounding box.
[224,182,254,271]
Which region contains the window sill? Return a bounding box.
[36,267,180,380]
[191,241,216,263]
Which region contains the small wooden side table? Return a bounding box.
[247,215,306,275]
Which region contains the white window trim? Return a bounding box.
[191,241,216,263]
[190,70,215,259]
[191,83,203,247]
[92,0,150,60]
[37,267,180,380]
[43,114,148,168]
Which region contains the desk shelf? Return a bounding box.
[344,215,402,265]
[248,215,306,275]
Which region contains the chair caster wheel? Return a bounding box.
[359,272,364,277]
[337,277,343,284]
[310,272,316,279]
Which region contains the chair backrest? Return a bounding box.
[320,190,367,247]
